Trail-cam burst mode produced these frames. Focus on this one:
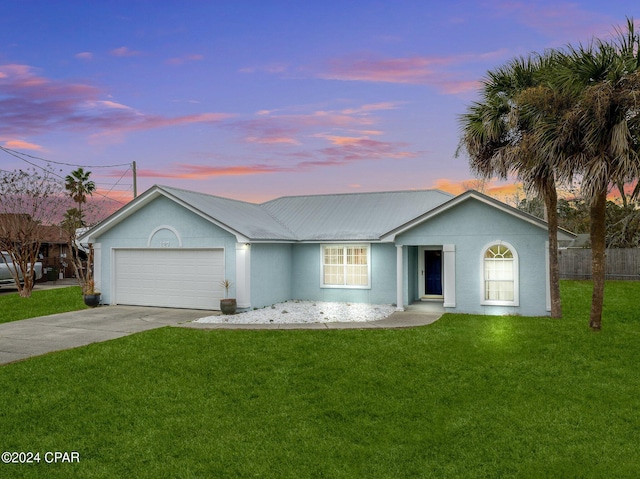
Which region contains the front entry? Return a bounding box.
[424,250,442,296]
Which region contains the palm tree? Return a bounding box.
[64,167,96,224]
[64,167,97,294]
[547,19,640,330]
[458,53,566,318]
[460,18,640,330]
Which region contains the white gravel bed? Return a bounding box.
[196,300,396,324]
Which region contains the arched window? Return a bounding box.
[482,242,519,306]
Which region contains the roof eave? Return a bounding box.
[380,190,578,242]
[79,185,251,244]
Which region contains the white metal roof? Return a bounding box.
[261,189,454,241]
[160,186,297,241]
[82,185,568,244]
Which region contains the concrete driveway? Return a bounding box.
[0,306,209,365]
[1,279,442,365]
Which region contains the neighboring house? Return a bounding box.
[563,233,591,249]
[79,185,575,316]
[38,225,74,278]
[0,215,72,279]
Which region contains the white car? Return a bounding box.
[0,251,43,287]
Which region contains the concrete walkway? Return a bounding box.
[0,304,442,365]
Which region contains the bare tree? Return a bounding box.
[0,169,68,297]
[461,178,488,194]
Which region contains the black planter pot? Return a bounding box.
[220,298,237,315]
[83,293,101,308]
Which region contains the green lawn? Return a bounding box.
[0,286,86,324]
[1,281,640,478]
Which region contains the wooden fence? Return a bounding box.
[558,248,640,280]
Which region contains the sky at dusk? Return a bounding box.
[0,1,636,209]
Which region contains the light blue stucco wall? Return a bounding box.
[291,243,397,304]
[397,199,550,316]
[95,194,550,316]
[94,196,237,304]
[249,243,292,308]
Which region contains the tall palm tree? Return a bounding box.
[547,19,640,330]
[461,18,640,330]
[64,168,97,294]
[458,53,566,318]
[64,167,96,224]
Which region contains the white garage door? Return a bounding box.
[113,249,225,310]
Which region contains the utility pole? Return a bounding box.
[132,161,137,198]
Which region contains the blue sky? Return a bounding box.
[0,1,635,206]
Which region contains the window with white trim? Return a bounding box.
[482,242,519,305]
[321,244,370,288]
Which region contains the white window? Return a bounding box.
[321,244,370,288]
[482,241,519,306]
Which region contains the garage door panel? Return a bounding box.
[114,249,224,310]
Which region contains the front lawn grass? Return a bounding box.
[0,286,86,324]
[1,281,640,478]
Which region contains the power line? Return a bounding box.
[0,146,130,168]
[0,146,66,180]
[99,167,131,205]
[94,184,133,190]
[0,146,132,206]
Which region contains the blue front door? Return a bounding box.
[425,250,442,295]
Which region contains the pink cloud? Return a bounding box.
[165,54,204,66]
[93,100,134,110]
[430,178,468,195]
[89,190,132,214]
[232,118,300,146]
[108,130,415,182]
[239,63,289,74]
[75,52,93,60]
[314,137,415,163]
[109,46,142,57]
[286,134,416,170]
[135,163,290,179]
[430,178,524,201]
[355,130,384,136]
[319,135,368,146]
[340,102,404,115]
[95,112,234,135]
[246,136,300,145]
[3,139,43,150]
[0,64,99,135]
[0,63,232,139]
[230,105,380,147]
[436,79,482,95]
[315,55,487,94]
[319,55,453,84]
[225,101,419,168]
[489,1,619,42]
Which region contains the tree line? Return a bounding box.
[516,193,640,249]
